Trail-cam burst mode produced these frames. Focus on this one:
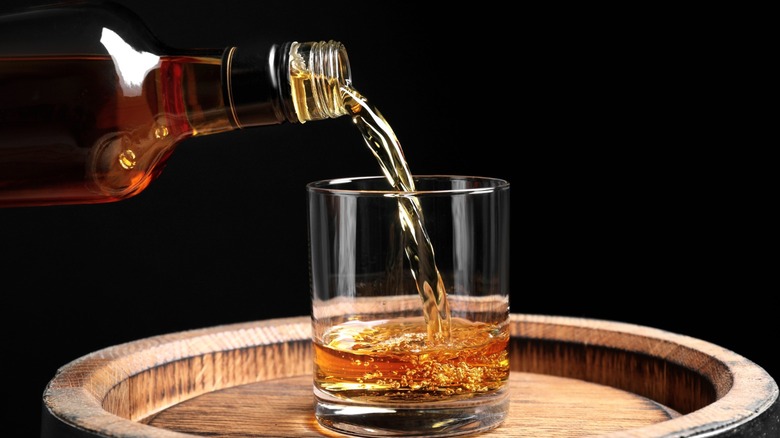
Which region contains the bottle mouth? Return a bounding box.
[289,40,352,122]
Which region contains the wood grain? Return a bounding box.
[145,373,678,437]
[41,314,780,437]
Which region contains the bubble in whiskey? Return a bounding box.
[154,125,169,139]
[118,149,137,170]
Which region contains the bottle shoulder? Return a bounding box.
[0,0,168,57]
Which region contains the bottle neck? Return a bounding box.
[222,40,351,128]
[288,41,352,123]
[222,43,294,128]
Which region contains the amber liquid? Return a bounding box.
[314,316,509,402]
[341,86,452,344]
[313,88,509,402]
[0,55,227,207]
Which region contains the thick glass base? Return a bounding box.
[314,388,509,437]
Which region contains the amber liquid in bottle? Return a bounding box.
[0,54,229,207]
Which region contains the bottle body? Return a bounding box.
[0,1,350,207]
[1,52,222,206]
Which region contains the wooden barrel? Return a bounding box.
[41,314,779,437]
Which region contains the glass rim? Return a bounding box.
[306,174,510,196]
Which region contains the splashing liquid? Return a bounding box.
[340,86,451,344]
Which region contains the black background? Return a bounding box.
[1,1,774,435]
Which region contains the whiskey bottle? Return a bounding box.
[0,1,351,207]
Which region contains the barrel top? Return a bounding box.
[41,314,779,437]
